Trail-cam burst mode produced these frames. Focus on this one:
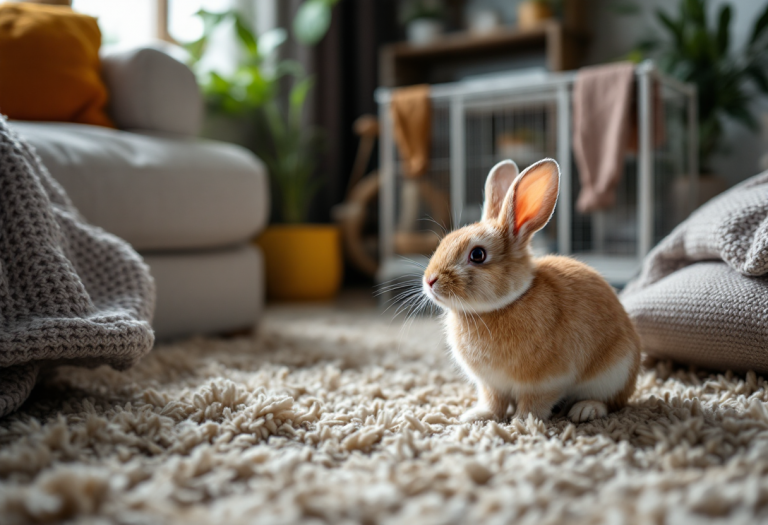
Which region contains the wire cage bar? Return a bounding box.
[375,61,698,294]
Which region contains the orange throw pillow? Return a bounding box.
[0,2,113,127]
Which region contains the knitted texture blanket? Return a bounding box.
[0,118,155,417]
[621,172,768,372]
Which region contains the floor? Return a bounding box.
[3,291,768,523]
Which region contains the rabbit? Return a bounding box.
[422,158,641,424]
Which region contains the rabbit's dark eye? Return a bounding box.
[469,247,486,264]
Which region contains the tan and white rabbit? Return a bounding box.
[422,158,640,423]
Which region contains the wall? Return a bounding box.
[585,0,768,186]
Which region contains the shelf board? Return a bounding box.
[386,25,551,60]
[379,21,590,87]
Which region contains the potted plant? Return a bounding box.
[400,0,445,45]
[631,0,768,181]
[517,0,559,30]
[253,70,343,301]
[185,10,287,148]
[186,0,343,301]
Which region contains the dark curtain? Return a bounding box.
[280,0,398,223]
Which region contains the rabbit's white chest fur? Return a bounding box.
[445,312,636,403]
[446,322,574,395]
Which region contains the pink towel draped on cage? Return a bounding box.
[572,61,666,214]
[572,61,636,213]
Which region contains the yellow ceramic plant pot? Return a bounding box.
[518,1,553,30]
[256,224,342,301]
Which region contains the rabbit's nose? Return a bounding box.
[426,275,438,287]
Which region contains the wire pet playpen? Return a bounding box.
[375,61,698,293]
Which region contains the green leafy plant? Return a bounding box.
[184,1,338,223]
[253,80,325,224]
[185,10,288,115]
[632,0,768,170]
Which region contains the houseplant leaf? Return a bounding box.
[747,64,768,94]
[716,5,731,56]
[750,3,768,45]
[275,59,306,79]
[196,9,228,34]
[184,37,207,65]
[233,14,258,56]
[289,77,313,128]
[293,0,338,46]
[683,0,706,27]
[656,10,683,47]
[258,28,287,57]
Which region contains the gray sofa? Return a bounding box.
[12,45,269,340]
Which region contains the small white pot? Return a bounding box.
[469,9,501,35]
[407,18,444,45]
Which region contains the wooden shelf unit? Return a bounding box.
[379,21,589,87]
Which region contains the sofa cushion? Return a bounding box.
[12,121,269,251]
[145,245,263,341]
[621,262,768,373]
[101,45,203,137]
[621,171,768,373]
[0,3,113,128]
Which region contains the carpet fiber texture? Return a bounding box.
[2,309,768,524]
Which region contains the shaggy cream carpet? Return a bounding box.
[2,308,768,524]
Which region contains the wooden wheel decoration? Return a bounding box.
[335,113,451,276]
[332,116,381,276]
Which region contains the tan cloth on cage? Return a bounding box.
[391,84,431,178]
[572,62,635,213]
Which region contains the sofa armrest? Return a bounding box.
[101,45,203,137]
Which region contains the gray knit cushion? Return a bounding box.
[0,117,155,417]
[621,172,768,373]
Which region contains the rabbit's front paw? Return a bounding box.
[568,400,607,423]
[459,406,497,423]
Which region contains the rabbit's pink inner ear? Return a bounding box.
[482,160,519,221]
[509,160,560,237]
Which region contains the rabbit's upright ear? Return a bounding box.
[482,160,519,221]
[501,159,560,243]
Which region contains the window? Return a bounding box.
[72,0,278,74]
[72,0,275,47]
[72,0,156,47]
[168,0,232,43]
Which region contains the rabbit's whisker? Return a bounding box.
[374,279,421,297]
[383,288,422,318]
[397,255,427,270]
[420,215,448,237]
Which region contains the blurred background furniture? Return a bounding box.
[375,62,698,291]
[13,45,269,340]
[332,115,382,277]
[50,0,768,294]
[381,6,589,88]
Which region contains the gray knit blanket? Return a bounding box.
[0,118,155,417]
[621,172,768,373]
